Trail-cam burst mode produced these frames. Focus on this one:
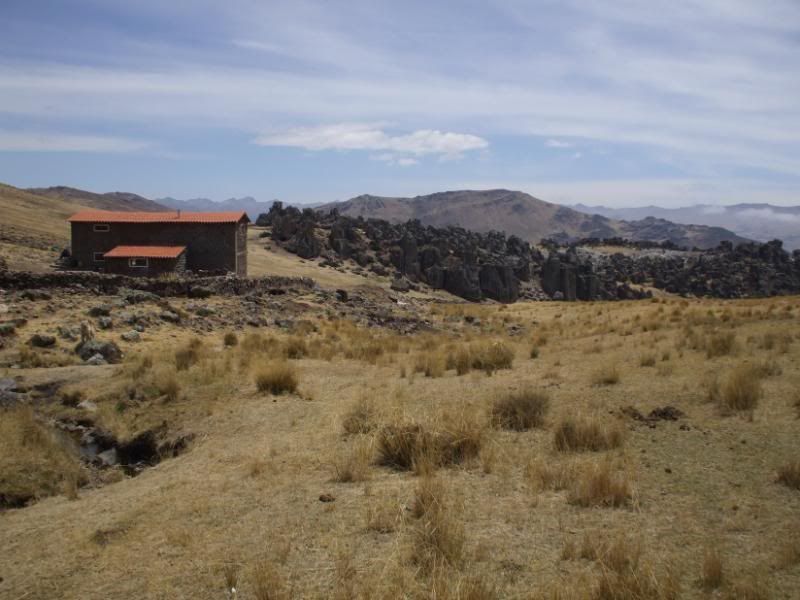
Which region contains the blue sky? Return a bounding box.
[0,0,798,207]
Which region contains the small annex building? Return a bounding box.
[67,210,249,276]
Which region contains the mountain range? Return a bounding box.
[157,196,277,220]
[13,184,799,251]
[573,203,800,250]
[319,190,749,249]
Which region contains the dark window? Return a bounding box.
[93,252,105,262]
[129,258,148,268]
[93,224,110,232]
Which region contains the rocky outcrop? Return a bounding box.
[259,203,541,302]
[259,204,800,303]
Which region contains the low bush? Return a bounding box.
[223,332,238,347]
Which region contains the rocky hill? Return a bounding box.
[258,202,800,303]
[320,189,749,249]
[575,202,800,250]
[28,186,167,212]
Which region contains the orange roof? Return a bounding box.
[104,245,186,259]
[68,210,249,224]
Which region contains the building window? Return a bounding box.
[93,224,110,232]
[93,252,105,262]
[129,258,148,268]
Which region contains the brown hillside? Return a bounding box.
[322,189,749,249]
[28,186,167,212]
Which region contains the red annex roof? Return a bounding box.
[104,246,186,259]
[68,210,249,224]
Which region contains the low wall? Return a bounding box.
[0,269,316,297]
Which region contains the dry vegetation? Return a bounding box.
[1,292,800,598]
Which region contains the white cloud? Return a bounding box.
[0,130,149,153]
[737,208,800,223]
[545,139,572,148]
[254,123,487,160]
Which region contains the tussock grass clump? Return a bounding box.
[409,477,465,572]
[708,364,762,414]
[254,362,298,395]
[332,437,372,483]
[283,336,307,359]
[414,351,446,378]
[568,461,632,508]
[526,458,577,492]
[470,341,514,375]
[366,497,400,534]
[0,408,85,506]
[174,337,202,371]
[554,417,624,452]
[701,547,723,590]
[151,367,181,402]
[436,415,485,468]
[376,417,483,473]
[240,332,280,357]
[776,461,800,490]
[223,332,238,347]
[376,423,436,471]
[250,559,289,600]
[341,397,377,435]
[562,532,678,599]
[639,354,656,367]
[592,364,620,386]
[706,331,736,358]
[491,389,550,431]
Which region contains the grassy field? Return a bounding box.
[1,291,799,599]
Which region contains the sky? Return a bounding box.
[0,0,798,207]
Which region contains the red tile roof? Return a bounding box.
[68,210,249,224]
[104,245,186,259]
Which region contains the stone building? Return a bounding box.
[68,210,249,276]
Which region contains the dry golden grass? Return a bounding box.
[2,294,800,598]
[701,547,724,590]
[376,413,484,474]
[592,364,621,385]
[341,396,377,435]
[554,416,624,452]
[708,363,763,414]
[223,331,238,347]
[567,460,632,508]
[409,477,465,572]
[0,407,85,506]
[254,362,298,395]
[490,388,549,431]
[332,436,372,483]
[706,331,737,358]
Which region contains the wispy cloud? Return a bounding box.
[254,123,487,160]
[0,130,149,153]
[545,139,572,148]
